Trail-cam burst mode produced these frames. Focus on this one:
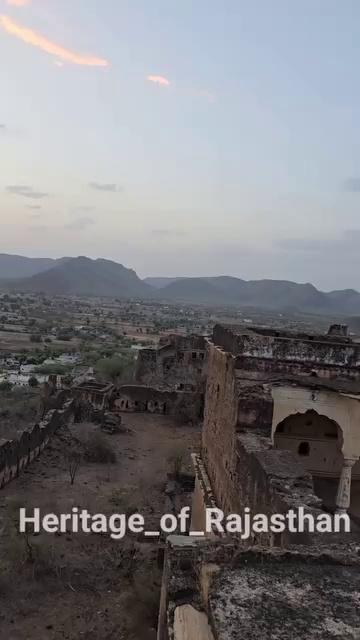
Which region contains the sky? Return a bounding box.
[1,0,360,290]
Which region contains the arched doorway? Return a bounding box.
[274,410,360,515]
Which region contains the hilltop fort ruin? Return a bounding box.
[1,323,359,638]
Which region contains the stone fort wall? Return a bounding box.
[0,398,74,489]
[214,324,360,377]
[136,334,207,389]
[199,331,360,543]
[113,384,203,423]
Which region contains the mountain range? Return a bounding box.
[0,255,151,298]
[0,253,64,279]
[1,253,360,316]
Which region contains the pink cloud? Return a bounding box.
[147,75,170,87]
[0,15,109,67]
[6,0,31,5]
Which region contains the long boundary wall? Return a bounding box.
[0,398,74,489]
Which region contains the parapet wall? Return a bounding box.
[233,431,325,546]
[195,427,354,547]
[0,398,74,489]
[213,324,360,373]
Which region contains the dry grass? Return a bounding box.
[84,433,117,463]
[0,414,200,639]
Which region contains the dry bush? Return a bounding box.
[67,451,81,484]
[108,482,150,516]
[84,433,117,463]
[109,488,140,517]
[0,498,63,579]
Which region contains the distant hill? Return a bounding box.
[0,256,152,298]
[156,276,360,315]
[143,277,183,289]
[1,253,360,314]
[0,253,64,279]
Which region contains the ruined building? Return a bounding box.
[192,323,360,531]
[136,333,207,392]
[158,323,360,639]
[111,334,207,422]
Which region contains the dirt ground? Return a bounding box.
[0,388,41,440]
[0,413,200,640]
[0,330,79,353]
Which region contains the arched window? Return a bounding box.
[298,441,310,456]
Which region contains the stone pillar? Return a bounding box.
[335,458,357,514]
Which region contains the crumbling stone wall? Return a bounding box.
[113,384,203,423]
[235,355,359,380]
[72,381,114,410]
[200,343,345,541]
[236,384,273,434]
[202,343,240,513]
[232,432,326,546]
[0,398,74,489]
[214,324,360,377]
[202,325,360,522]
[136,334,207,390]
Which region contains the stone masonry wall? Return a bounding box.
[0,398,74,489]
[213,324,360,376]
[202,343,240,513]
[201,343,327,544]
[113,384,203,423]
[136,335,207,389]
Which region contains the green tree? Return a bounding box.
[96,354,135,383]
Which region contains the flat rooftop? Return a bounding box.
[209,553,360,639]
[234,370,360,395]
[212,323,357,349]
[165,540,360,640]
[215,323,353,344]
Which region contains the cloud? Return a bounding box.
[6,0,31,6]
[89,182,120,192]
[0,15,109,67]
[0,124,6,129]
[27,204,42,209]
[343,177,360,192]
[152,229,188,237]
[147,75,170,87]
[6,185,48,199]
[64,216,95,231]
